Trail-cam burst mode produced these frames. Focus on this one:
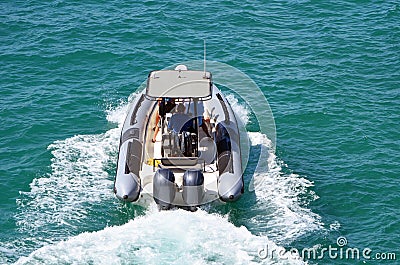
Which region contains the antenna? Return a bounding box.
[203,39,206,77]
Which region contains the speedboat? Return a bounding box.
[114,65,244,210]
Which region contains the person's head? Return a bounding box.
[177,103,185,113]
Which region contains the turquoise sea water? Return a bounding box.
[1,1,399,264]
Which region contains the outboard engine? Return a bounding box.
[114,173,140,202]
[182,169,205,211]
[153,169,176,210]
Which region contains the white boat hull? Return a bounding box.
[114,67,244,210]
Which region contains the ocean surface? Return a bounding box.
[1,1,399,264]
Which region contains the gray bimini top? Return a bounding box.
[145,69,212,101]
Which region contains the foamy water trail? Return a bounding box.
[8,98,131,260]
[226,93,322,243]
[246,132,322,243]
[225,94,250,125]
[15,209,305,265]
[9,92,322,264]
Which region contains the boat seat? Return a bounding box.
[161,131,180,157]
[155,157,205,172]
[162,133,172,156]
[164,131,183,157]
[161,157,199,166]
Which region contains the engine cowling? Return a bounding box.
[153,168,176,210]
[182,169,205,207]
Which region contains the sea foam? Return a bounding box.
[15,209,306,265]
[12,93,321,264]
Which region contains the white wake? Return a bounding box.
[10,93,322,264]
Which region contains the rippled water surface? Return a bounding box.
[1,1,399,264]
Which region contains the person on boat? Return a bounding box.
[152,98,176,143]
[167,103,195,156]
[168,103,192,133]
[201,105,212,138]
[184,101,212,138]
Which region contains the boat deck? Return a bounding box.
[135,120,220,207]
